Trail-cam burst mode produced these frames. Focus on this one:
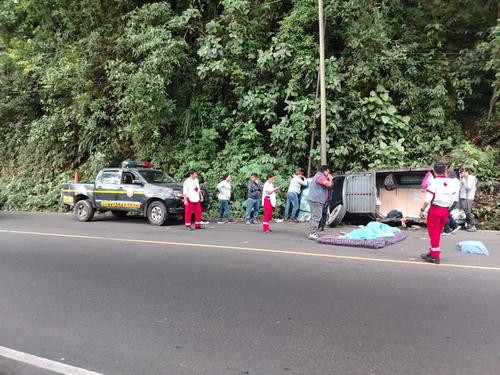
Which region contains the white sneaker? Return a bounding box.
[217,221,225,224]
[308,233,319,241]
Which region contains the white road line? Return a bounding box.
[0,346,104,375]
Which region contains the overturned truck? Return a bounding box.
[299,168,430,227]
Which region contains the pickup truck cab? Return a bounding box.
[61,163,209,226]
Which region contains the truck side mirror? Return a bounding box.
[132,180,143,186]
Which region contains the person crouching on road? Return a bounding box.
[262,173,280,233]
[284,168,308,222]
[183,169,204,230]
[307,165,333,240]
[443,167,460,234]
[419,162,457,264]
[217,174,235,224]
[245,173,263,225]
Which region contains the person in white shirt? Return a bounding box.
[284,168,308,222]
[419,162,458,264]
[459,167,477,232]
[183,170,204,230]
[216,174,235,224]
[262,173,280,233]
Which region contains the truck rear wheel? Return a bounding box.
[147,201,167,226]
[111,210,128,218]
[326,204,346,228]
[75,199,95,222]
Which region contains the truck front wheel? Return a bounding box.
[75,199,95,222]
[147,201,168,226]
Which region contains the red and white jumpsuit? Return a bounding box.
[183,177,203,229]
[262,181,276,233]
[424,176,457,260]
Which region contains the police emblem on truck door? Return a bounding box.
[119,171,145,210]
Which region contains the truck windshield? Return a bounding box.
[138,170,177,184]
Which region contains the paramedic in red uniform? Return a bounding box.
[420,162,457,264]
[183,169,203,230]
[262,173,280,233]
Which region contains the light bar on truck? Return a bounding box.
[121,160,153,168]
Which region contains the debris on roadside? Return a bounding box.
[457,241,490,256]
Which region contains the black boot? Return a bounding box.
[423,255,440,264]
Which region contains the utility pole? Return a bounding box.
[318,0,327,165]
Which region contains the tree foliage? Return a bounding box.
[0,0,498,223]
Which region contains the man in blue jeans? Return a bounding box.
[284,168,308,222]
[245,173,263,224]
[217,174,235,223]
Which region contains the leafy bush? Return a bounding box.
[450,141,499,191]
[449,142,499,230]
[0,172,72,212]
[0,0,498,226]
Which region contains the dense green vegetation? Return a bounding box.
[0,1,498,226]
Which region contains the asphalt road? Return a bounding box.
[0,211,499,375]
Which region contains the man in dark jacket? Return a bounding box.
[245,173,263,224]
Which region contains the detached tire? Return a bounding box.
[75,199,95,222]
[326,204,346,227]
[111,210,128,218]
[147,201,168,226]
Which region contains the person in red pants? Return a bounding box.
[183,169,204,230]
[262,173,280,233]
[419,162,458,264]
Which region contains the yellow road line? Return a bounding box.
[1,229,499,272]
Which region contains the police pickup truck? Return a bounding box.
[61,161,209,225]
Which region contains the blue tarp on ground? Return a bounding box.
[457,241,490,256]
[345,222,400,240]
[297,178,314,222]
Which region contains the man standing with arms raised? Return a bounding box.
[307,165,333,240]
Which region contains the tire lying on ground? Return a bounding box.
[111,210,128,218]
[75,199,95,222]
[147,201,168,226]
[326,204,346,227]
